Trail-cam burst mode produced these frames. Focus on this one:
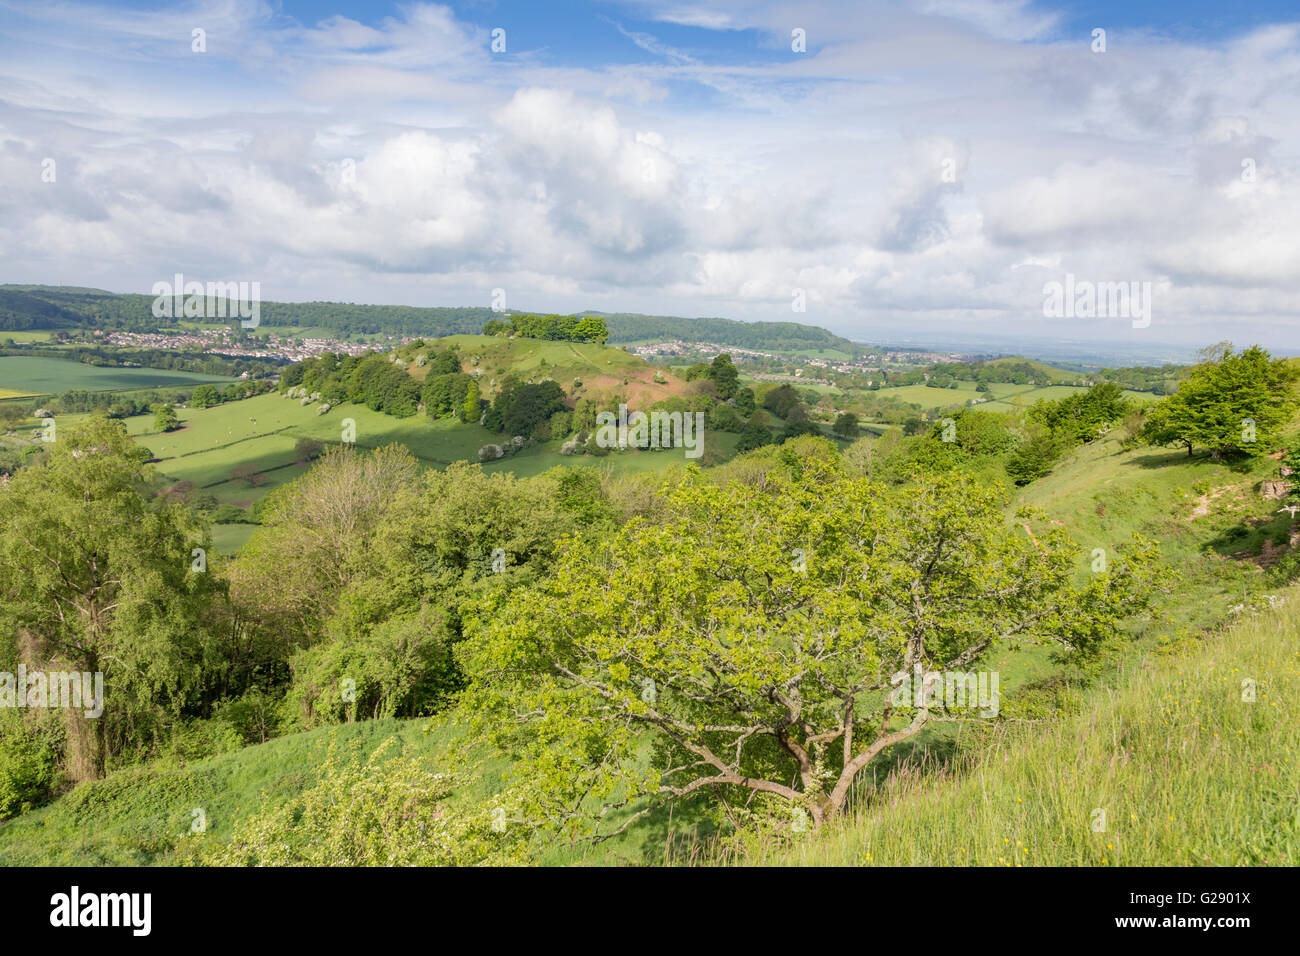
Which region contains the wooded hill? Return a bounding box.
[0,286,857,354]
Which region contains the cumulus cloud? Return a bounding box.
[0,0,1298,347]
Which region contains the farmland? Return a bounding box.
[0,354,231,395]
[123,390,734,552]
[877,380,1160,413]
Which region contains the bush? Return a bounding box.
[0,711,59,818]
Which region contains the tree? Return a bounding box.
[294,437,323,465]
[832,411,859,437]
[734,387,756,417]
[457,461,1161,838]
[153,404,180,432]
[461,379,481,424]
[735,421,774,453]
[709,354,739,399]
[229,444,421,648]
[1140,344,1298,458]
[762,384,800,419]
[0,405,25,430]
[190,385,220,409]
[231,463,260,486]
[0,417,216,782]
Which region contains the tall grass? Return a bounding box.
[711,592,1300,866]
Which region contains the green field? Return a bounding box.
[879,380,1161,413]
[0,355,231,395]
[128,391,731,519]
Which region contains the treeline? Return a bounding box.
[0,286,498,338]
[598,312,859,353]
[280,351,420,417]
[2,286,859,357]
[1,343,280,380]
[885,359,1071,389]
[1097,364,1184,395]
[483,313,609,343]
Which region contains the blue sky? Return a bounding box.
[2,0,1299,349]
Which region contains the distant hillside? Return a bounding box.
[0,286,856,354]
[589,310,858,354]
[0,286,495,337]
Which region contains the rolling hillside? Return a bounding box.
[7,399,1298,867]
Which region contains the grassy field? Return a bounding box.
[725,586,1300,866]
[0,355,231,395]
[0,330,60,343]
[0,719,465,866]
[126,391,735,535]
[879,380,1161,413]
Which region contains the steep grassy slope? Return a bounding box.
[729,583,1299,866]
[0,719,466,866]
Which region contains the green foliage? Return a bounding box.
[153,403,181,432]
[190,385,220,409]
[0,710,60,818]
[421,372,474,419]
[507,313,609,344]
[1028,382,1131,445]
[284,351,419,419]
[1006,431,1064,486]
[275,461,580,729]
[832,411,859,437]
[736,421,775,453]
[0,417,219,781]
[195,739,526,865]
[461,379,481,424]
[709,354,739,399]
[1140,344,1299,458]
[483,377,566,437]
[456,456,1162,838]
[761,384,801,419]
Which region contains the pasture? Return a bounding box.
[126,391,739,549]
[0,355,231,395]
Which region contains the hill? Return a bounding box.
[0,286,858,356]
[731,584,1299,865]
[588,311,859,354]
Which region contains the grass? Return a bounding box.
[878,381,1162,414]
[128,391,738,523]
[0,354,231,394]
[724,587,1300,866]
[0,719,462,866]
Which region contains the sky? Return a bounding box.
[1,0,1298,353]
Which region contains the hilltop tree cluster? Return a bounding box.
[481,313,609,343]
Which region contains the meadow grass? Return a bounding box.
[0,719,462,866]
[0,354,231,394]
[718,588,1300,866]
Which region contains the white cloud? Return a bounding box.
[0,0,1299,347]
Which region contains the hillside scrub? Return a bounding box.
[455,447,1163,836]
[717,585,1300,866]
